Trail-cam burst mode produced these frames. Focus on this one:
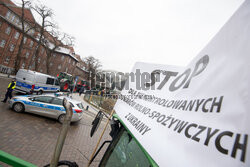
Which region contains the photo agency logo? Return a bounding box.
[89,55,209,92]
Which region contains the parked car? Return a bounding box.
[9,94,84,123]
[15,69,60,94]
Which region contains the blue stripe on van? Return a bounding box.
[16,81,32,89]
[16,81,59,91]
[14,99,77,113]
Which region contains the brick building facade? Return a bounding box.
[0,0,88,80]
[74,54,89,80]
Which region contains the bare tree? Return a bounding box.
[30,3,55,71]
[44,29,75,74]
[84,56,102,88]
[3,0,74,74]
[13,0,37,74]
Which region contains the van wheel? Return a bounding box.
[13,103,24,113]
[58,114,66,124]
[38,90,43,95]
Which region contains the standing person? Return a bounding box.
[2,78,16,103]
[101,89,105,97]
[79,85,85,96]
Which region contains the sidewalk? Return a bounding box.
[0,73,15,78]
[0,92,111,167]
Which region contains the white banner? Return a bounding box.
[114,1,250,167]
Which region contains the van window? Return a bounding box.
[46,78,55,85]
[55,79,59,86]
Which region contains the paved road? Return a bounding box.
[0,76,111,167]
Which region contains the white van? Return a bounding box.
[15,69,60,94]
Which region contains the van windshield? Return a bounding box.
[55,79,59,86]
[99,127,152,167]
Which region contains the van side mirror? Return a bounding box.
[90,111,103,137]
[109,118,120,139]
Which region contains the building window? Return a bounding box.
[30,29,35,35]
[9,44,15,52]
[36,33,41,40]
[58,65,61,70]
[25,52,29,58]
[15,18,20,25]
[73,61,75,65]
[24,24,27,29]
[61,56,64,61]
[31,62,35,68]
[68,58,71,63]
[53,54,56,58]
[14,32,20,39]
[6,11,11,20]
[0,40,6,48]
[40,69,43,72]
[5,27,11,35]
[29,41,33,47]
[50,63,53,66]
[43,61,46,65]
[4,57,10,64]
[41,48,44,54]
[38,58,41,63]
[23,37,27,44]
[21,62,25,69]
[11,14,16,22]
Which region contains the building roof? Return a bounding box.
[1,0,36,23]
[65,46,75,54]
[54,47,79,62]
[74,54,81,61]
[1,0,79,62]
[0,0,15,5]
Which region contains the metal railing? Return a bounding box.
[0,150,36,167]
[84,93,118,114]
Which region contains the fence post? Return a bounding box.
[89,94,93,103]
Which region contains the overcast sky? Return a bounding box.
[17,0,244,72]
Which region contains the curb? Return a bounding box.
[0,73,15,78]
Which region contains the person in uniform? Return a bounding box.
[2,78,16,103]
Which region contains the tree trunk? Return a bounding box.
[14,37,24,74]
[14,0,26,74]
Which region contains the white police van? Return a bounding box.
[15,69,60,94]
